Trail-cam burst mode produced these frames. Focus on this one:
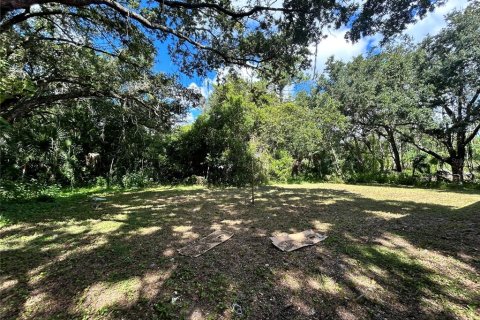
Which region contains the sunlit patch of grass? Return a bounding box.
[134,226,162,235]
[310,220,333,232]
[22,291,56,318]
[0,233,42,250]
[57,223,90,235]
[79,278,143,312]
[279,271,302,291]
[319,275,345,295]
[366,210,408,220]
[275,182,479,207]
[89,220,125,234]
[0,278,18,291]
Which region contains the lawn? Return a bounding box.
[0,184,479,320]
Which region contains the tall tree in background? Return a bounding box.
[403,3,480,181]
[321,43,419,173]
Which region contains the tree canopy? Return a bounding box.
[1,0,445,122]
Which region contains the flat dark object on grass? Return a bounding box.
[178,230,234,257]
[270,230,327,252]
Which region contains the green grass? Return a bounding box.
[0,183,479,319]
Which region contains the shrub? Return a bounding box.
[0,181,62,201]
[184,175,207,185]
[267,151,293,182]
[121,171,152,188]
[95,176,108,188]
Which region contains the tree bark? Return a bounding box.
[449,157,464,183]
[291,158,302,177]
[449,139,466,183]
[386,128,402,172]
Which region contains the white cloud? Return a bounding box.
[189,0,470,99]
[216,66,259,82]
[404,0,469,41]
[310,0,470,74]
[310,29,380,74]
[183,112,195,124]
[187,82,200,91]
[188,65,260,101]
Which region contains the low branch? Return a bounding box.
[2,89,108,122]
[466,88,480,119]
[32,36,119,57]
[0,9,64,31]
[395,129,446,162]
[159,0,302,18]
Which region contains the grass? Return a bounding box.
[0,183,479,319]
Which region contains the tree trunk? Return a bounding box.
[386,128,402,172]
[450,157,464,183]
[291,158,302,177]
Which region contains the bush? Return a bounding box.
[95,176,108,188]
[184,175,207,185]
[121,171,152,188]
[346,171,419,186]
[0,180,30,200]
[0,180,61,201]
[267,151,294,182]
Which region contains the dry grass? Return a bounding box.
[1,183,479,319]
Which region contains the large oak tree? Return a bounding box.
[402,3,480,181]
[1,0,444,122]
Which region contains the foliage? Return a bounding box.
[0,3,479,191]
[0,17,200,123]
[400,3,480,180]
[317,2,480,183]
[121,171,152,189]
[321,42,420,173]
[1,0,441,79]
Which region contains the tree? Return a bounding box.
[0,0,443,69]
[258,98,326,177]
[0,0,443,120]
[320,43,419,172]
[167,78,261,185]
[402,3,480,181]
[0,20,201,123]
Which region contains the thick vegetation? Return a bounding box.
[1,2,479,198]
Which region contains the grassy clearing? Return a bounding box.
[0,183,479,319]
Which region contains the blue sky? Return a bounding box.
[153,0,469,123]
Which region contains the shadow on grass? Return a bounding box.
[0,185,479,319]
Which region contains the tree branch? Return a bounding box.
[1,0,263,66]
[1,89,109,122]
[465,122,480,145]
[159,0,302,18]
[395,129,446,162]
[466,87,480,119]
[0,9,64,31]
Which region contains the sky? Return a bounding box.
[309,0,469,74]
[154,0,470,124]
